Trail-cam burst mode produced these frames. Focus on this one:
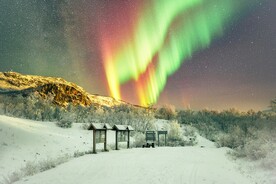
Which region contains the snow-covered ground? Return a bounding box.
[0,115,273,184]
[0,115,118,181]
[14,147,254,184]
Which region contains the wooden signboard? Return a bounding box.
[146,131,156,142]
[157,130,168,146]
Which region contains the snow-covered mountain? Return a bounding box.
[0,72,129,108]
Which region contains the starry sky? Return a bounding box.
[0,0,275,111]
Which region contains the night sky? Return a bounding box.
[0,0,275,111]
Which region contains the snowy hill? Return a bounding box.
[0,115,92,179]
[1,115,273,184]
[0,72,129,108]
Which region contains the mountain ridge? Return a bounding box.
[0,72,131,108]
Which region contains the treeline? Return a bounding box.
[0,93,196,146]
[155,104,276,168]
[0,92,59,122]
[177,108,275,142]
[0,92,155,131]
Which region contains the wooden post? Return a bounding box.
[158,133,160,147]
[127,130,130,149]
[93,129,96,154]
[115,130,118,150]
[104,130,107,151]
[165,134,167,146]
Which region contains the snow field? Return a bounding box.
[0,115,272,184]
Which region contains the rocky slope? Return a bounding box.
[0,72,127,107]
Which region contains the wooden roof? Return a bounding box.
[112,125,135,131]
[104,123,112,130]
[88,123,112,130]
[113,124,127,131]
[126,125,134,131]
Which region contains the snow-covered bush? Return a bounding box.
[197,122,220,142]
[39,157,62,172]
[21,161,39,176]
[56,111,75,128]
[182,125,198,146]
[168,120,182,141]
[92,104,155,133]
[73,150,94,157]
[2,171,21,184]
[167,120,187,146]
[56,119,73,128]
[223,123,276,170]
[217,126,246,149]
[0,93,57,121]
[4,154,72,184]
[232,126,276,162]
[155,104,176,120]
[133,132,145,147]
[243,140,272,160]
[56,114,72,128]
[183,125,196,137]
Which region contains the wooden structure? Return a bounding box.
[143,131,156,148]
[88,123,112,154]
[113,125,134,150]
[145,131,156,142]
[157,130,168,146]
[126,125,134,149]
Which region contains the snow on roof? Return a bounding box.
[126,125,134,131]
[89,123,112,130]
[104,123,112,130]
[113,125,127,131]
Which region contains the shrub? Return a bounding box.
[182,125,198,146]
[155,105,176,120]
[168,120,182,141]
[232,127,276,163]
[39,154,70,172]
[56,119,73,128]
[166,120,189,146]
[243,139,271,160]
[133,132,145,147]
[21,161,39,176]
[2,172,21,184]
[12,154,72,183]
[39,158,57,172]
[217,126,246,149]
[85,150,94,154]
[74,150,86,158]
[166,140,185,147]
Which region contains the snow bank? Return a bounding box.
[0,115,116,181]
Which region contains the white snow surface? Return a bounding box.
[0,115,116,179]
[0,115,272,184]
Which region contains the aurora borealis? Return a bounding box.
[101,0,259,106]
[0,0,275,111]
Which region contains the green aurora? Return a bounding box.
[104,0,261,105]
